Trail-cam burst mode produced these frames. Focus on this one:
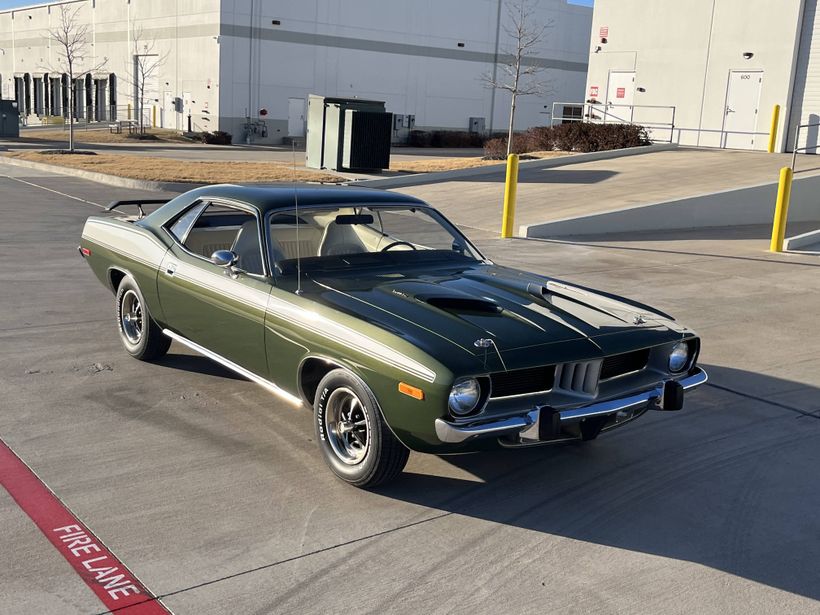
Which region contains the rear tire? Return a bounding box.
[314,369,409,488]
[115,275,171,361]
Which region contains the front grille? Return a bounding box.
[600,348,650,380]
[555,360,601,395]
[490,365,555,398]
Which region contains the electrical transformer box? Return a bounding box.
[0,100,20,138]
[306,95,392,172]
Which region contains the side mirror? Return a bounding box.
[211,250,237,267]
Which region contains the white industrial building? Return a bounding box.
[583,0,820,152]
[0,0,592,144]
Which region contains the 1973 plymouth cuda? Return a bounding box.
[80,184,706,487]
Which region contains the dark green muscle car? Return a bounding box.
[80,184,706,487]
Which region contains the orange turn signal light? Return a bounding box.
[398,382,425,400]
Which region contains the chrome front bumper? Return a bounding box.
[434,368,708,445]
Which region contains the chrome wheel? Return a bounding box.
[324,387,370,465]
[120,289,143,344]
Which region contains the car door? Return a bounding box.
[157,199,271,376]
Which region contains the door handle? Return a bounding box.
[165,262,177,276]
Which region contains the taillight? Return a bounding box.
[79,246,91,257]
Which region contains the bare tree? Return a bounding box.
[45,5,106,152]
[129,22,168,134]
[482,0,553,156]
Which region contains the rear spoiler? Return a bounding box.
[106,199,171,219]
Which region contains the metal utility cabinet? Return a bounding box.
[306,95,392,172]
[0,100,20,138]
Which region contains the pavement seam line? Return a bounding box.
[0,318,110,333]
[705,382,820,419]
[97,510,454,613]
[1,174,107,209]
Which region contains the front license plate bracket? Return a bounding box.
[538,407,561,440]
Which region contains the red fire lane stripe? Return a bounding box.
[0,439,170,614]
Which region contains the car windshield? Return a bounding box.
[268,205,482,273]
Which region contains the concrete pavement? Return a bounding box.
[1,161,819,614]
[397,147,820,234]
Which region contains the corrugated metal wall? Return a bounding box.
[789,0,820,153]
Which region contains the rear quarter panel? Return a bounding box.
[80,217,170,321]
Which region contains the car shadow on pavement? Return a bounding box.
[453,169,618,185]
[377,364,820,601]
[158,353,244,381]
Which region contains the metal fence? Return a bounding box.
[551,102,677,143]
[790,121,820,171]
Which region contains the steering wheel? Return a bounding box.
[381,241,417,252]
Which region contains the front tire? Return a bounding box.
[115,275,171,361]
[314,369,409,488]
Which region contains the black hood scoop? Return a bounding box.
[422,296,502,314]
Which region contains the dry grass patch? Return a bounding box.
[390,150,567,173]
[5,152,343,184]
[20,128,192,145]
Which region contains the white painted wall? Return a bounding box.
[0,0,219,131]
[219,0,591,143]
[788,0,820,153]
[1,0,591,143]
[523,172,820,238]
[585,0,805,151]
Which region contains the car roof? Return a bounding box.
[179,183,429,214]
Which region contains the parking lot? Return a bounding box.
[1,162,819,614]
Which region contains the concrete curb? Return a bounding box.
[0,155,202,193]
[357,143,678,189]
[784,228,820,250]
[520,169,820,239]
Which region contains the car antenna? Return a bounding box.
[293,143,303,296]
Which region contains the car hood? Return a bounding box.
[304,263,686,371]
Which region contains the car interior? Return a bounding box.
[171,203,473,276]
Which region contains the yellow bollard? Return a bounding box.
[767,104,781,154]
[501,154,520,238]
[770,166,793,252]
[127,103,131,120]
[152,105,157,128]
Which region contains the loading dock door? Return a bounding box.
[723,70,763,149]
[606,71,636,122]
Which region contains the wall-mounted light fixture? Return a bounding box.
[594,45,602,53]
[743,52,754,60]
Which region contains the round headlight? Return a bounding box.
[448,378,481,416]
[668,342,690,373]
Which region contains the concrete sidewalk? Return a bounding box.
[395,148,820,234]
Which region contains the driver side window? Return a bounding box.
[179,202,265,275]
